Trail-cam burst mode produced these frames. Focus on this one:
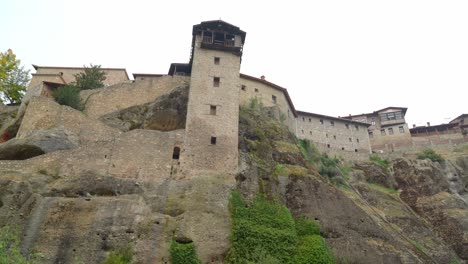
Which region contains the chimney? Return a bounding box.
[413,124,416,128]
[427,122,431,127]
[260,75,265,80]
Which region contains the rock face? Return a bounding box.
[99,85,189,132]
[1,86,467,263]
[0,129,75,160]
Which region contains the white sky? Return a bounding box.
[1,0,467,126]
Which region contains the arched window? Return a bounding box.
[172,147,180,160]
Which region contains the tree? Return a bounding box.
[0,49,30,104]
[73,64,106,90]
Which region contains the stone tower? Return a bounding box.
[181,20,246,176]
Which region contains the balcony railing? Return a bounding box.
[202,37,235,47]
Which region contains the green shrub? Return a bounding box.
[227,192,297,263]
[227,192,334,264]
[297,139,321,165]
[52,84,82,110]
[293,235,334,264]
[417,148,444,162]
[295,217,320,237]
[74,64,106,90]
[369,154,389,168]
[319,154,340,178]
[0,226,35,264]
[170,240,201,264]
[102,246,133,264]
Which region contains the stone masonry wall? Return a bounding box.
[239,77,296,132]
[29,67,129,89]
[181,35,240,175]
[81,76,189,119]
[296,113,371,160]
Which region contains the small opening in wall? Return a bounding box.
[327,144,330,148]
[241,85,246,91]
[213,77,220,87]
[355,125,359,130]
[333,135,336,140]
[210,105,217,115]
[272,95,277,104]
[345,124,349,129]
[320,119,324,125]
[326,134,329,138]
[355,149,358,152]
[172,147,180,160]
[309,118,311,122]
[330,121,335,126]
[342,147,345,150]
[254,88,259,92]
[356,138,359,143]
[301,130,304,134]
[214,57,220,65]
[369,131,374,138]
[211,136,217,145]
[309,131,312,135]
[302,117,305,121]
[349,138,352,142]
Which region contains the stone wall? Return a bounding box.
[296,113,371,160]
[370,123,412,152]
[81,76,189,119]
[181,35,240,176]
[29,67,129,89]
[239,76,296,132]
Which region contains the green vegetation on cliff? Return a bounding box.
[101,246,133,264]
[170,240,201,264]
[0,226,36,264]
[227,192,333,264]
[417,148,444,162]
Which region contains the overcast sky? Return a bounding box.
[2,0,467,126]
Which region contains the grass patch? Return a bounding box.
[416,148,444,162]
[369,154,389,169]
[274,141,299,153]
[102,246,133,264]
[367,183,398,195]
[274,164,308,177]
[453,144,468,153]
[170,240,201,264]
[0,225,38,264]
[409,240,428,254]
[227,191,333,264]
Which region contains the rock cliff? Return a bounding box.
[0,87,467,263]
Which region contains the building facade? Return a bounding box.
[345,107,412,152]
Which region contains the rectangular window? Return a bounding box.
[302,117,305,121]
[241,85,246,91]
[210,136,217,145]
[254,88,259,92]
[309,131,312,135]
[333,135,336,140]
[399,126,405,133]
[349,138,352,142]
[330,121,335,126]
[342,147,345,150]
[320,119,324,125]
[356,138,360,143]
[369,132,374,138]
[355,149,358,152]
[371,121,376,125]
[213,77,220,87]
[381,129,386,135]
[309,118,311,122]
[388,128,394,135]
[355,125,359,130]
[210,105,216,115]
[327,144,330,148]
[272,95,277,104]
[326,134,329,138]
[214,57,220,65]
[345,124,349,129]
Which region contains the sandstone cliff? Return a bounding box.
[0,84,467,263]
